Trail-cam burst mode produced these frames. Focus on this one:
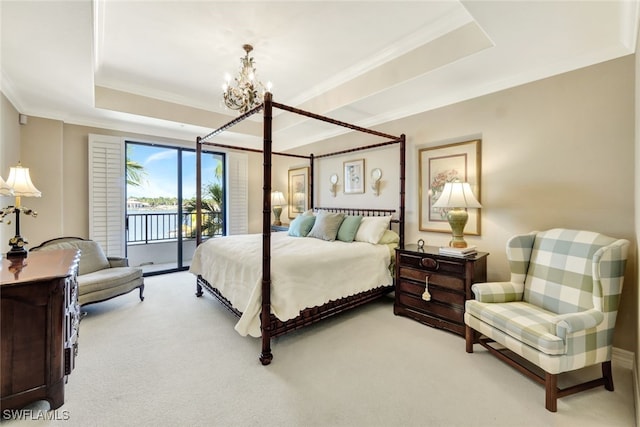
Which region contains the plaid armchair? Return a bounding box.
[464,229,629,412]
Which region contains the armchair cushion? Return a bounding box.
[466,300,565,355]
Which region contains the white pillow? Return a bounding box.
[354,215,392,244]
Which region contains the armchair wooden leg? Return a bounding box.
[465,325,475,353]
[545,372,558,412]
[603,361,614,391]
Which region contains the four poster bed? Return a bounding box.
[190,93,406,365]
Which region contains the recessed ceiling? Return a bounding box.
[1,1,637,150]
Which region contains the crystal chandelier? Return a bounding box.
[222,44,271,114]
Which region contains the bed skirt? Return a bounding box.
[196,274,393,338]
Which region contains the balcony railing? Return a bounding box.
[126,211,223,244]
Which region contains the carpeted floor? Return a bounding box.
[2,271,635,426]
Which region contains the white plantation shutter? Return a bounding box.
[88,134,126,257]
[226,151,248,235]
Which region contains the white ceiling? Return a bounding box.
[1,1,638,151]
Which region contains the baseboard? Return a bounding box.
[613,347,639,427]
[635,361,640,427]
[613,346,634,370]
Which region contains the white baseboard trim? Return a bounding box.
[613,347,639,427]
[613,346,634,370]
[635,361,640,427]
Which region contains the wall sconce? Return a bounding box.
[1,163,42,258]
[329,173,338,197]
[370,168,382,196]
[271,191,286,226]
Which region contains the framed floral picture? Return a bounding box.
[343,159,365,194]
[288,167,310,219]
[418,139,481,234]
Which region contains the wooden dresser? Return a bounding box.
[394,244,488,336]
[1,249,80,410]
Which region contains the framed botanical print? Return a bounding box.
[419,139,481,234]
[288,167,310,218]
[343,159,365,194]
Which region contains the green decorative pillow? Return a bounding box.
[306,211,345,241]
[288,215,316,237]
[378,229,400,245]
[337,215,363,242]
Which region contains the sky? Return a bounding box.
[126,143,221,200]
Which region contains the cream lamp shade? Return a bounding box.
[432,182,481,248]
[271,191,286,226]
[6,163,42,202]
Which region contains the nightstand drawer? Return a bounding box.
[394,244,488,337]
[396,292,464,324]
[396,279,465,306]
[398,266,465,293]
[397,253,466,276]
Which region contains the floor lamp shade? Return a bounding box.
[432,182,481,248]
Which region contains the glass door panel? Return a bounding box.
[126,143,179,274]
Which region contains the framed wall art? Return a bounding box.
[343,159,365,194]
[418,139,481,234]
[288,167,310,219]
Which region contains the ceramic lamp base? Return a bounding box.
[446,208,469,248]
[272,206,282,226]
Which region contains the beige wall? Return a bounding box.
[1,55,636,352]
[0,94,21,249]
[295,55,637,351]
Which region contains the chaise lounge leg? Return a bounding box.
[545,372,558,412]
[603,361,614,391]
[139,284,145,301]
[465,325,476,353]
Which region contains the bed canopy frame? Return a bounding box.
[195,92,406,364]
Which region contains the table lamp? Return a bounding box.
[431,182,481,248]
[4,163,41,258]
[271,191,286,226]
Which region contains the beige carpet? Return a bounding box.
[3,271,635,427]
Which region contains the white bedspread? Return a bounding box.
[189,233,392,337]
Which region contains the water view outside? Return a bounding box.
[126,143,224,243]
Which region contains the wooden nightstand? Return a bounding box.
[271,224,289,232]
[394,244,488,336]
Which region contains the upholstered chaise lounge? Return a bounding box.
[464,228,629,412]
[31,237,144,306]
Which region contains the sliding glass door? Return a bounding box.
[125,142,224,275]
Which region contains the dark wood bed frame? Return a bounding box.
[194,93,406,365]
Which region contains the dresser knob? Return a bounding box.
[420,257,438,269]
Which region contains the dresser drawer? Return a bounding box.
[397,253,466,276]
[398,266,465,293]
[396,279,465,306]
[396,292,464,324]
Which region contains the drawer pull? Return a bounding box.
[420,257,438,269]
[422,276,431,301]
